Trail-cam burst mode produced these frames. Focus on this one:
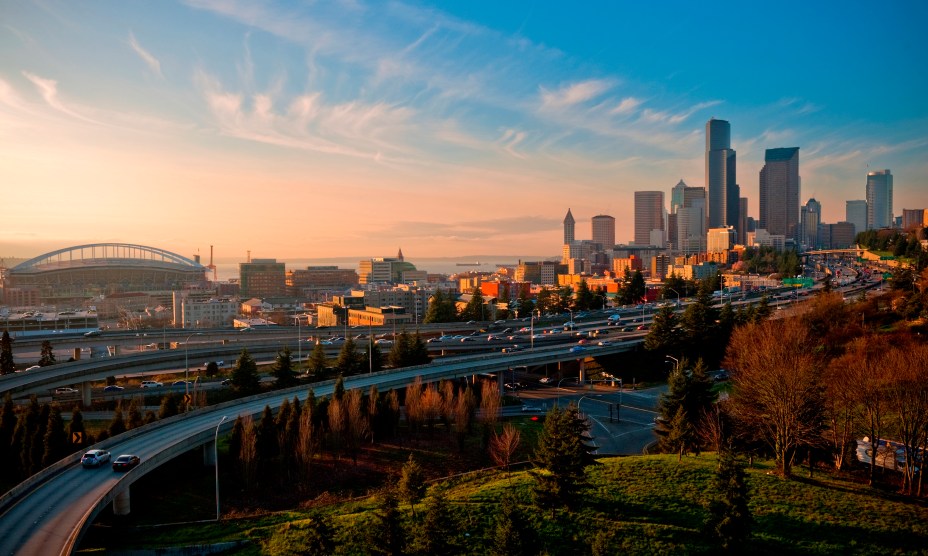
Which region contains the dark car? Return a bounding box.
[103,385,124,392]
[112,454,141,471]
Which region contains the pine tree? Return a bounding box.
[307,342,328,379]
[423,289,457,323]
[366,485,406,556]
[28,402,50,476]
[397,453,426,510]
[126,399,143,430]
[231,348,261,394]
[704,450,753,551]
[68,406,87,450]
[336,337,362,375]
[255,404,279,465]
[108,408,127,438]
[655,358,716,458]
[41,404,69,467]
[532,404,598,510]
[574,279,593,311]
[158,394,179,419]
[644,305,682,354]
[366,341,383,374]
[490,493,537,556]
[409,489,455,555]
[38,340,56,367]
[410,331,431,365]
[0,331,15,375]
[0,394,18,479]
[271,346,298,388]
[461,287,486,322]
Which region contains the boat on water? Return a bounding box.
[456,262,482,266]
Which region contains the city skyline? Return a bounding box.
[2,1,926,260]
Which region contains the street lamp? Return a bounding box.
[214,415,227,521]
[184,332,203,402]
[665,355,679,372]
[666,287,680,307]
[296,315,302,373]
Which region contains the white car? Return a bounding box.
[81,449,111,468]
[539,377,553,384]
[140,380,163,388]
[54,387,78,395]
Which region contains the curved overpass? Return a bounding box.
[0,340,641,555]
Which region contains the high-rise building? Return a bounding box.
[799,198,821,251]
[759,147,800,240]
[240,258,286,298]
[677,205,706,254]
[902,208,926,230]
[866,170,893,229]
[563,209,575,244]
[706,119,738,229]
[846,200,867,237]
[670,179,687,214]
[634,191,665,246]
[591,215,616,249]
[738,197,748,245]
[707,226,736,254]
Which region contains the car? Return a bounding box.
[172,380,191,387]
[577,339,588,345]
[494,319,506,324]
[460,337,476,342]
[569,346,587,354]
[501,328,512,334]
[598,340,614,346]
[23,365,42,372]
[220,378,232,386]
[81,449,111,468]
[622,326,635,332]
[103,385,124,392]
[636,324,649,331]
[521,405,542,412]
[84,330,102,337]
[239,327,254,332]
[466,320,477,325]
[539,377,553,384]
[140,380,163,388]
[375,339,393,345]
[319,340,335,345]
[112,454,141,471]
[54,387,78,395]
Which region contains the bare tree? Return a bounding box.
[885,342,928,495]
[239,414,257,491]
[327,397,346,460]
[490,423,521,480]
[367,385,379,444]
[346,388,368,464]
[479,380,502,449]
[822,350,862,470]
[421,384,442,431]
[440,380,456,430]
[296,403,317,483]
[405,377,423,435]
[726,319,826,478]
[843,335,893,486]
[453,385,476,451]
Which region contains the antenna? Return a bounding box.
[207,245,217,282]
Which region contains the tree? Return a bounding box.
[479,380,501,447]
[574,280,593,311]
[307,342,328,379]
[366,340,383,374]
[532,404,598,510]
[491,493,538,556]
[397,453,426,510]
[490,423,521,479]
[535,286,554,314]
[231,348,261,394]
[107,407,127,438]
[388,331,413,368]
[266,512,335,556]
[126,399,143,430]
[205,360,220,377]
[271,346,298,388]
[655,358,716,458]
[727,319,826,478]
[423,289,457,323]
[644,305,682,354]
[38,341,56,367]
[336,337,363,375]
[703,450,752,551]
[255,405,279,476]
[408,489,455,555]
[0,331,15,375]
[41,404,69,467]
[158,394,179,419]
[365,486,406,556]
[460,286,486,322]
[0,393,17,478]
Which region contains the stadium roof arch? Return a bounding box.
[11,243,204,274]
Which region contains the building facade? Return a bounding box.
[563,209,575,244]
[846,200,867,237]
[591,215,616,250]
[706,118,738,229]
[901,208,926,231]
[799,198,821,251]
[866,170,893,229]
[707,226,736,254]
[759,147,800,240]
[634,191,665,246]
[239,258,286,298]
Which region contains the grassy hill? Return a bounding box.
[80,454,928,555]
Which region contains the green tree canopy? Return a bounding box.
[231,348,261,394]
[271,346,298,388]
[532,404,598,510]
[38,341,56,367]
[0,331,15,375]
[423,289,457,323]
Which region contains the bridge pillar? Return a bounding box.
[72,347,81,361]
[203,439,217,466]
[81,382,92,406]
[113,488,131,515]
[498,371,505,396]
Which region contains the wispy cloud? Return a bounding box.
[21,71,97,123]
[611,97,642,115]
[539,79,614,110]
[497,128,527,159]
[128,31,162,77]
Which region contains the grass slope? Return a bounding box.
[79,454,928,555]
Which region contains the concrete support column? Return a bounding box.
[113,488,130,515]
[72,347,81,361]
[81,382,92,407]
[578,359,585,384]
[203,439,217,466]
[497,371,505,396]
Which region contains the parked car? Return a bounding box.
[54,387,78,395]
[112,454,141,471]
[81,449,111,468]
[140,380,163,388]
[103,385,124,392]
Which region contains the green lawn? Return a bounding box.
[78,454,928,555]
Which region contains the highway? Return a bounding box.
[0,339,640,555]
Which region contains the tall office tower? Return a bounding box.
[799,198,821,251]
[738,197,748,245]
[677,204,706,254]
[634,191,665,246]
[670,179,687,213]
[563,209,575,244]
[902,209,926,230]
[846,200,867,236]
[706,118,738,228]
[591,215,616,249]
[866,170,893,229]
[759,147,800,239]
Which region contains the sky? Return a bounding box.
[1,0,926,263]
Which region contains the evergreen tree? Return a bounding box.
[704,450,753,551]
[0,331,15,375]
[256,404,279,463]
[460,286,486,322]
[271,346,298,388]
[644,305,682,354]
[68,406,87,450]
[532,404,598,510]
[126,399,143,430]
[365,340,383,374]
[0,394,18,478]
[755,294,772,321]
[410,332,431,365]
[307,342,328,379]
[655,358,716,458]
[516,288,532,318]
[535,286,554,314]
[366,486,406,556]
[231,348,261,394]
[423,289,457,323]
[490,493,537,556]
[41,404,69,467]
[38,340,56,367]
[159,394,179,419]
[388,331,412,368]
[397,453,426,509]
[336,337,362,375]
[28,402,50,476]
[628,269,646,304]
[297,512,336,556]
[409,489,455,555]
[332,376,346,402]
[228,415,244,471]
[574,280,593,311]
[108,408,127,438]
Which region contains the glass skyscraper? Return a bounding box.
[866,170,893,229]
[705,118,739,229]
[759,147,800,240]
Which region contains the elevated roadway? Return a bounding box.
[0,339,640,555]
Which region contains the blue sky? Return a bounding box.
[1,0,925,261]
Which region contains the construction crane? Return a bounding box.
[207,245,217,282]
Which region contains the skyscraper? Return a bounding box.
[846,200,867,236]
[563,209,575,244]
[634,191,665,246]
[705,118,738,229]
[591,215,616,250]
[759,147,800,239]
[799,198,821,251]
[670,179,687,214]
[866,170,893,229]
[738,197,748,245]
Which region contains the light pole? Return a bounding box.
[666,287,680,308]
[666,355,679,374]
[296,315,302,373]
[184,332,203,402]
[214,415,227,521]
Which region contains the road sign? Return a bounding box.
[71,431,84,445]
[183,394,192,404]
[882,272,892,279]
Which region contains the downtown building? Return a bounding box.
[706,119,740,232]
[866,169,893,229]
[759,147,800,243]
[799,198,822,251]
[634,191,665,246]
[240,258,287,298]
[846,200,868,237]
